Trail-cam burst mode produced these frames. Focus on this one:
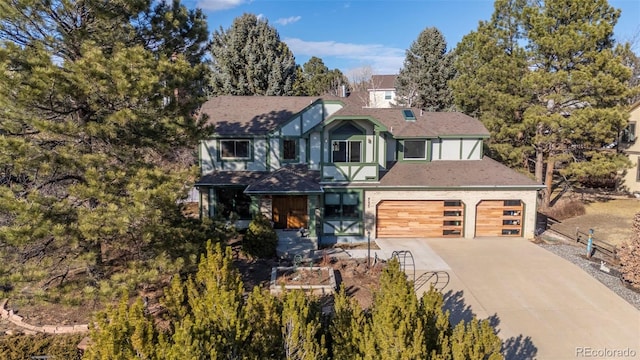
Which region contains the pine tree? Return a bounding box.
[293,56,348,96]
[396,27,455,110]
[450,318,503,360]
[0,0,212,291]
[451,0,532,168]
[619,212,640,288]
[329,285,367,359]
[84,295,160,360]
[522,0,633,206]
[164,242,249,359]
[210,13,296,95]
[364,259,425,359]
[281,290,327,360]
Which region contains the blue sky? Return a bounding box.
[185,0,640,77]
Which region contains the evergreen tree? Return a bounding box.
[281,290,327,360]
[522,0,632,205]
[84,295,160,360]
[451,0,532,168]
[0,0,213,301]
[396,27,455,110]
[210,13,296,95]
[364,259,425,359]
[329,285,367,359]
[293,56,348,96]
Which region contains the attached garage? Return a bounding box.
[376,200,464,238]
[475,200,524,236]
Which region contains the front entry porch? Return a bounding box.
[275,229,317,259]
[272,195,308,229]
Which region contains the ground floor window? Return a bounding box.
[215,187,252,219]
[324,191,361,219]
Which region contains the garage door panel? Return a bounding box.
[376,200,463,238]
[475,200,523,237]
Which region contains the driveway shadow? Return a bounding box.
[443,290,538,360]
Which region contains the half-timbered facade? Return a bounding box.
[196,95,542,245]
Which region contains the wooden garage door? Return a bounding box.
[475,200,523,237]
[376,200,463,238]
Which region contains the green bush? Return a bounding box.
[0,333,84,360]
[243,213,278,258]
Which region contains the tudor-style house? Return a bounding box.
[195,95,542,246]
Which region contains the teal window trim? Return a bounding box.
[218,139,253,161]
[323,189,363,221]
[281,137,299,163]
[401,139,427,161]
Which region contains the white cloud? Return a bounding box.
[275,16,302,26]
[284,38,405,74]
[196,0,246,11]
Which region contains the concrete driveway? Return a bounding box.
[375,237,640,360]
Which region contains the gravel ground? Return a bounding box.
[537,239,640,311]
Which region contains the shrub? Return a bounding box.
[542,198,586,220]
[619,212,640,289]
[243,213,278,258]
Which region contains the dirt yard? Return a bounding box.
[550,197,640,246]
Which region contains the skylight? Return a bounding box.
[402,109,416,121]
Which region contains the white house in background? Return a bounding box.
[621,100,640,194]
[368,75,397,108]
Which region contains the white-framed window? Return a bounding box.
[332,140,362,162]
[220,139,251,159]
[403,140,426,159]
[384,91,392,100]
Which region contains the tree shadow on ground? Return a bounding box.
[443,290,538,360]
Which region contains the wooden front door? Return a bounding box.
[272,196,308,229]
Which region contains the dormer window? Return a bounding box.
[403,140,427,160]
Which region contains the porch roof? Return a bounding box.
[245,164,322,194]
[196,165,322,194]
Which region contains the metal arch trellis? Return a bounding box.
[390,250,415,284]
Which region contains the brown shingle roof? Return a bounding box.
[373,157,541,188]
[195,165,322,193]
[201,96,326,135]
[329,104,490,137]
[369,75,397,90]
[201,95,488,138]
[245,164,322,194]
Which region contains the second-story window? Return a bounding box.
[332,140,361,162]
[282,139,297,162]
[220,139,251,159]
[403,140,426,160]
[384,91,392,100]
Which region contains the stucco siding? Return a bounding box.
[462,139,483,160]
[281,115,302,136]
[309,132,321,170]
[364,189,538,239]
